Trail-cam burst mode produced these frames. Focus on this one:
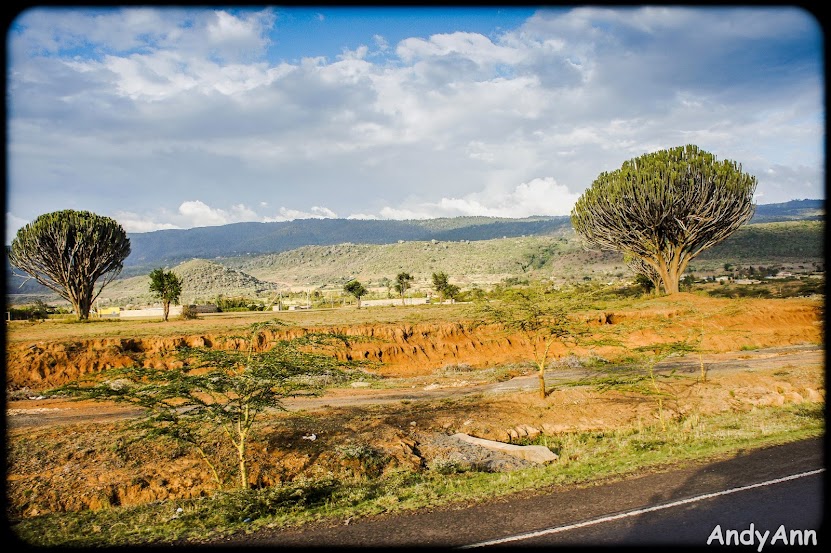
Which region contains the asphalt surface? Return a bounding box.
[208,436,825,549]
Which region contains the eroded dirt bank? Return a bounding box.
[3,295,825,520]
[5,346,825,518]
[5,295,823,391]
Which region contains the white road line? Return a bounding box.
[458,468,825,548]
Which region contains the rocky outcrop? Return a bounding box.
[451,433,558,464]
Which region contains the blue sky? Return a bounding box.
[5,6,824,239]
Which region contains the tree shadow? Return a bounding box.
[609,437,826,547]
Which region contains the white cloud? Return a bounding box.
[378,178,580,219]
[346,212,379,220]
[265,206,339,222]
[204,9,274,62]
[5,213,30,243]
[5,6,823,234]
[112,211,181,233]
[176,200,259,228]
[373,34,389,52]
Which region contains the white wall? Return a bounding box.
[119,306,183,319]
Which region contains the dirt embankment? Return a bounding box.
[5,295,823,391]
[3,295,824,519]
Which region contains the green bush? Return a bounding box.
[7,299,55,321]
[181,305,200,319]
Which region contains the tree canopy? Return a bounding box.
[432,271,460,303]
[9,210,131,319]
[474,284,584,398]
[52,322,365,490]
[571,145,756,294]
[343,279,368,308]
[394,272,414,304]
[149,268,183,321]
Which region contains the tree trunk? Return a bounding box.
[538,366,546,399]
[657,256,682,294]
[71,299,86,320]
[237,441,248,489]
[76,295,92,320]
[163,301,170,321]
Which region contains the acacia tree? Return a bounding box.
[149,268,183,321]
[52,322,363,490]
[343,279,368,308]
[9,210,131,319]
[394,272,414,305]
[432,271,460,303]
[571,145,756,294]
[475,284,584,399]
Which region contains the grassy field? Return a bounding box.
[5,303,474,343]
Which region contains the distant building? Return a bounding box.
[97,306,123,318]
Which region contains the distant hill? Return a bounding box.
[5,199,823,303]
[122,199,822,271]
[95,259,280,306]
[220,220,823,291]
[123,216,574,273]
[749,199,824,223]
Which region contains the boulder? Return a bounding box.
[516,424,541,440]
[452,433,558,464]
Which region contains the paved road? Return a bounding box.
[466,470,824,547]
[213,437,825,548]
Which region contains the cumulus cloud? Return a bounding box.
[111,202,343,233]
[112,211,181,233]
[5,213,30,243]
[5,6,823,232]
[205,10,274,62]
[175,201,260,227]
[346,212,379,220]
[378,178,580,219]
[265,206,338,222]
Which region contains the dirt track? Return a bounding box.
[6,343,822,430]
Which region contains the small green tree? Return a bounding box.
[343,279,368,308]
[394,272,414,305]
[52,322,363,490]
[634,274,656,295]
[9,210,131,320]
[432,271,461,303]
[149,268,183,321]
[594,341,695,432]
[379,277,393,298]
[475,284,584,398]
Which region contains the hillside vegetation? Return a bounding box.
[6,217,824,306]
[219,220,824,291]
[123,216,574,272]
[116,199,823,272]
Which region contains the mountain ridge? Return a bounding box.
[5,199,824,301]
[123,199,823,271]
